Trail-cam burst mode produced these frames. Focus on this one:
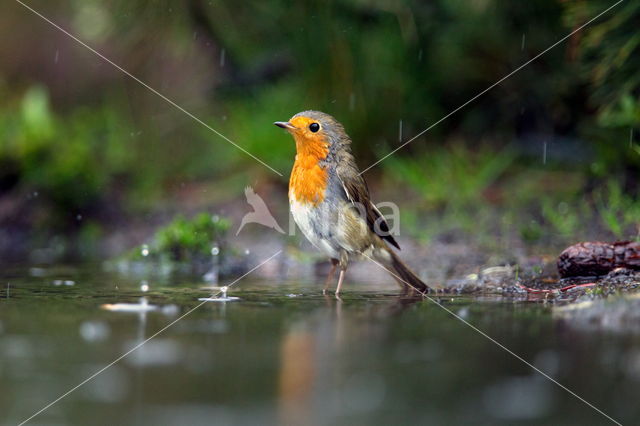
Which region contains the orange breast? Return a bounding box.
[289,157,328,205]
[289,140,329,205]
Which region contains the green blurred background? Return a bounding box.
[0,0,638,261]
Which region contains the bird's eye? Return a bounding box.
[309,123,320,133]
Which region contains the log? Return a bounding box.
[557,241,640,278]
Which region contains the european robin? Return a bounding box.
[274,110,430,295]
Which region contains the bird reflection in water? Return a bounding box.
[277,294,422,425]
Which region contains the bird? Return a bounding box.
[236,186,285,235]
[274,110,431,296]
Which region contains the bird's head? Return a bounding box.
[274,110,350,159]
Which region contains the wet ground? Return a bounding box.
[1,263,639,425]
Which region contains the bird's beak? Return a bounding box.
[274,121,295,131]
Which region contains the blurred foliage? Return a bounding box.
[125,212,229,262]
[0,0,639,254]
[383,144,515,209]
[0,86,133,209]
[116,212,231,277]
[154,213,229,261]
[563,0,640,119]
[563,0,640,177]
[594,180,640,238]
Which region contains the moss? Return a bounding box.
[154,213,230,261]
[120,213,231,275]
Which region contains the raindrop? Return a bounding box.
[76,214,83,221]
[533,350,560,376]
[79,321,110,342]
[631,128,634,148]
[211,214,220,223]
[51,279,74,286]
[161,304,179,316]
[398,120,403,142]
[54,49,59,64]
[457,307,469,319]
[558,202,569,214]
[244,249,250,255]
[418,49,423,62]
[126,339,183,367]
[349,93,355,111]
[29,267,46,277]
[140,281,149,292]
[203,268,219,283]
[211,246,220,256]
[141,244,149,257]
[84,366,128,402]
[220,48,226,67]
[542,141,547,165]
[198,285,240,302]
[521,34,526,51]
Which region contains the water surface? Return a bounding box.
[0,265,637,425]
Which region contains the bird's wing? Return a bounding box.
[337,169,400,250]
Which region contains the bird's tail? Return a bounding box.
[387,250,430,295]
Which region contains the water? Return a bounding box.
[1,264,638,425]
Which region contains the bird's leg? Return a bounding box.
[335,269,346,296]
[323,258,339,295]
[335,251,348,296]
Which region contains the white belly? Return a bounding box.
[290,197,340,259]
